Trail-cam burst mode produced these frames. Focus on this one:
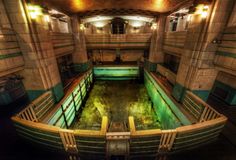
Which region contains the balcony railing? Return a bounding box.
[85,33,152,49]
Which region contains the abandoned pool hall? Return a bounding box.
[0,0,236,160]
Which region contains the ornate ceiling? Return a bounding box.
[34,0,195,16]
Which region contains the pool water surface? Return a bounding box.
[70,80,161,131]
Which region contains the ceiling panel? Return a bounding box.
[33,0,194,16]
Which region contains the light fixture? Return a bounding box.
[80,24,85,30]
[187,15,191,22]
[151,23,157,30]
[44,15,50,22]
[129,20,145,28]
[27,4,42,19]
[201,5,209,18]
[195,4,209,18]
[92,21,108,28]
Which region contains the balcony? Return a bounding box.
[85,34,152,49]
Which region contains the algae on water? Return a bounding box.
[70,80,161,130]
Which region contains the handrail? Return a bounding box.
[12,68,227,156]
[17,104,38,122]
[185,91,222,122]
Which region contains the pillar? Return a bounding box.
[71,15,89,73]
[172,0,234,102]
[4,0,64,102]
[147,16,166,72]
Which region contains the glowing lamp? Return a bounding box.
[195,4,209,19]
[44,15,50,22]
[129,20,145,28]
[80,24,85,30]
[92,21,108,28]
[27,4,42,19]
[151,23,157,30]
[201,5,209,18]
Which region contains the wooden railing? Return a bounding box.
[32,92,55,121]
[85,33,151,49]
[50,32,75,57]
[12,68,227,158]
[17,104,38,122]
[17,91,55,122]
[45,70,93,128]
[159,130,177,152]
[59,129,78,153]
[182,91,221,122]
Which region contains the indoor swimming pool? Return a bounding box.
[53,66,189,131]
[70,80,161,131]
[11,66,226,159]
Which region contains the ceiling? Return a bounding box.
[33,0,195,16]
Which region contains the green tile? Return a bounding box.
[73,61,91,73]
[172,83,186,102]
[191,90,210,102]
[27,83,64,102]
[0,52,22,60]
[51,83,64,102]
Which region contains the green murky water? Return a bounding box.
[70,80,161,131]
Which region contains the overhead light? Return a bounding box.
[92,21,108,28]
[121,16,153,23]
[129,20,145,28]
[27,4,42,19]
[187,15,191,22]
[82,16,113,23]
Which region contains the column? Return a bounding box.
[71,15,89,73]
[172,0,234,102]
[147,15,166,72]
[4,0,64,102]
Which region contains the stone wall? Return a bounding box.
[172,0,234,102]
[2,0,64,102]
[163,31,187,57]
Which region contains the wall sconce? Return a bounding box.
[27,4,42,19]
[80,24,85,30]
[195,4,209,18]
[201,5,209,18]
[44,15,50,22]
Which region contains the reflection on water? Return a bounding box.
[70,80,161,130]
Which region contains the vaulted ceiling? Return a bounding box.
[33,0,195,16]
